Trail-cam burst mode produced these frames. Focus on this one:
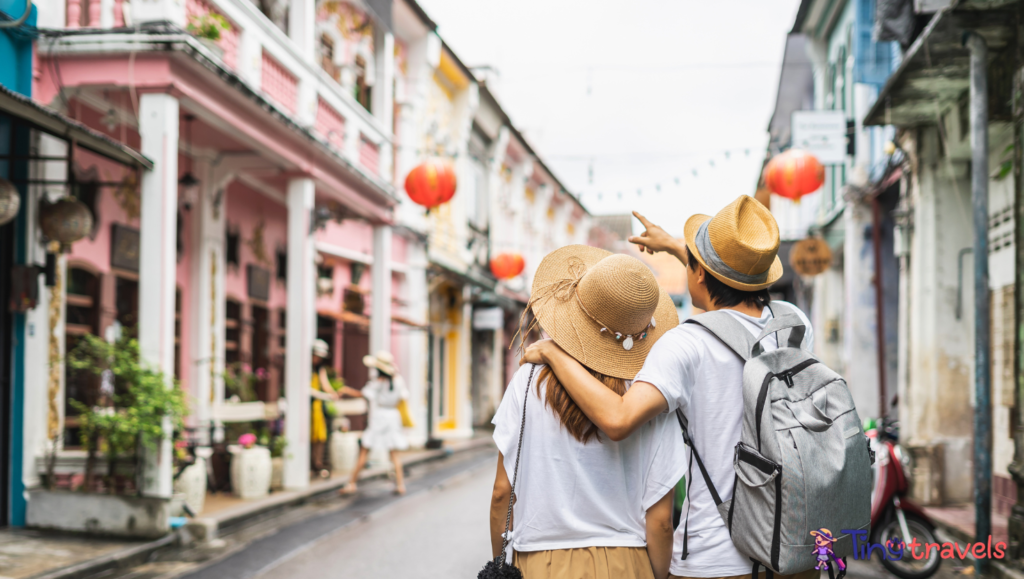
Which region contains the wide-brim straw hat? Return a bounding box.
[530,245,679,380]
[363,351,397,376]
[683,195,784,291]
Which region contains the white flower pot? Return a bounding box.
[330,431,360,475]
[229,446,272,499]
[173,457,207,515]
[270,457,284,491]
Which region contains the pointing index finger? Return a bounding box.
[632,210,654,229]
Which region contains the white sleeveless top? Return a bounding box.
[492,364,687,553]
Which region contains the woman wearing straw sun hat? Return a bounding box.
[488,246,686,579]
[340,350,409,496]
[521,196,817,579]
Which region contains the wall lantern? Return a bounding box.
[39,197,93,251]
[0,176,20,226]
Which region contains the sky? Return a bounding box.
[416,0,802,237]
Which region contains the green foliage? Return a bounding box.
[67,334,188,454]
[994,143,1014,182]
[223,362,263,402]
[186,13,230,42]
[269,435,287,458]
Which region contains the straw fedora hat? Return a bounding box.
[530,245,679,380]
[363,351,398,376]
[683,195,784,291]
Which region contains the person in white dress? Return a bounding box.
[340,351,409,495]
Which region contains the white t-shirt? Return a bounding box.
[492,364,687,553]
[633,302,813,578]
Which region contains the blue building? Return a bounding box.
[765,0,901,431]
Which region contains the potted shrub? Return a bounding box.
[186,13,230,59]
[28,335,187,538]
[230,433,271,499]
[268,436,287,491]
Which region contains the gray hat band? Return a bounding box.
[695,221,771,285]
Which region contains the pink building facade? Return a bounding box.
[26,0,421,499]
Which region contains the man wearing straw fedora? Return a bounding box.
[522,196,816,579]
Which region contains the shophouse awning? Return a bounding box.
[0,84,151,169]
[864,8,1015,127]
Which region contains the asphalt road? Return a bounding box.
[168,443,970,579]
[253,450,495,579]
[175,447,497,579]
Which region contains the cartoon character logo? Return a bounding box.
[811,528,847,572]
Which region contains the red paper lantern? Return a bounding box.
[490,252,525,280]
[764,149,825,200]
[404,158,457,208]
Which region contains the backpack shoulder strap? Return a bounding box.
[683,311,755,362]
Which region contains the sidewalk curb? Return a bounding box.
[28,534,177,579]
[931,517,1024,579]
[27,438,494,579]
[212,437,493,532]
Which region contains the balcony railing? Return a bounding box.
[59,0,393,187]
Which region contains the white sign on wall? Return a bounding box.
[792,110,848,165]
[472,307,505,330]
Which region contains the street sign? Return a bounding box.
[473,307,504,330]
[792,110,847,165]
[790,238,833,276]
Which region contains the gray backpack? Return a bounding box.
[677,303,873,578]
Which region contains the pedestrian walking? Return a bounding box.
[340,351,409,495]
[521,196,819,579]
[489,246,685,579]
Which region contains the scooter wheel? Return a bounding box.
[873,512,942,579]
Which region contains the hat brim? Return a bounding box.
[363,355,396,375]
[683,214,783,292]
[530,245,680,380]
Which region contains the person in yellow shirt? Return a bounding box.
[310,339,361,477]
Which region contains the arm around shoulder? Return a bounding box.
[525,339,667,441]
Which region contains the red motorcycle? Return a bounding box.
[867,418,941,579]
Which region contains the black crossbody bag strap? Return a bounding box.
[676,409,723,560]
[494,364,537,568]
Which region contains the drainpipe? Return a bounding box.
[1008,8,1024,559]
[965,31,992,574]
[871,194,888,418]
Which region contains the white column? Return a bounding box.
[138,93,179,498]
[370,225,392,355]
[288,0,315,62]
[189,159,226,444]
[404,240,428,447]
[284,177,315,490]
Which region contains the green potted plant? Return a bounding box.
[186,13,230,58]
[27,334,188,538]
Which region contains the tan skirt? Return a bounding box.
[514,546,655,579]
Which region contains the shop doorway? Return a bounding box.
[341,323,369,430]
[251,305,272,401]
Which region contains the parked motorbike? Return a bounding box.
[866,418,942,579]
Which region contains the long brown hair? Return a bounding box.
[536,365,627,444]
